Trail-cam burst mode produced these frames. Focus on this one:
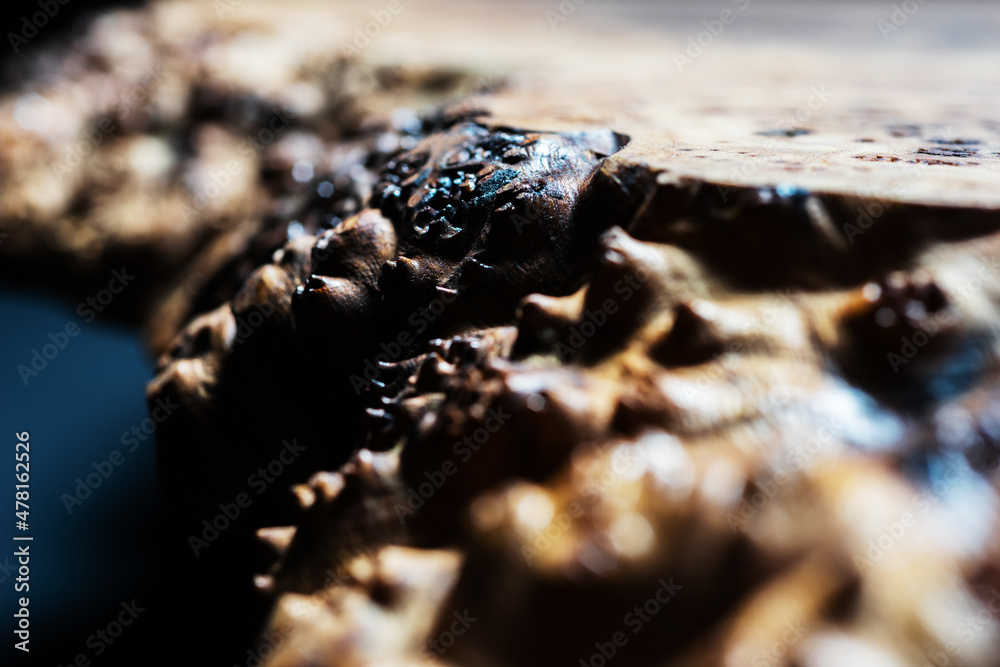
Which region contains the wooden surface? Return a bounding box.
[3,0,1000,335]
[4,3,1000,666]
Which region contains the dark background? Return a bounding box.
[0,3,272,666]
[0,4,262,663]
[0,290,266,665]
[1,0,145,77]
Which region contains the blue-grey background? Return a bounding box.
[0,288,177,666]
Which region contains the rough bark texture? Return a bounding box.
[3,1,1000,666]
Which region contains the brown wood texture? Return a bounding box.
[2,0,999,346]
